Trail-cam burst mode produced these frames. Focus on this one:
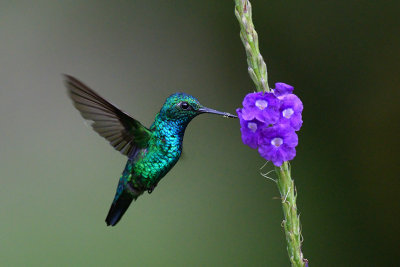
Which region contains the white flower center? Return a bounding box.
[255,100,268,110]
[282,108,294,119]
[247,122,257,133]
[271,137,283,147]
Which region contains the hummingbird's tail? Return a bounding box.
[105,177,144,226]
[105,192,136,226]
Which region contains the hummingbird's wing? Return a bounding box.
[65,75,152,157]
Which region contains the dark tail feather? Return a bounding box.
[105,194,135,226]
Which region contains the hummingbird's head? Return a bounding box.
[159,93,237,124]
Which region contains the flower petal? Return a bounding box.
[274,82,294,96]
[284,131,298,147]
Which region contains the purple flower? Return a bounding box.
[278,94,303,131]
[273,82,294,97]
[258,124,298,167]
[236,108,264,149]
[236,82,303,165]
[241,92,280,124]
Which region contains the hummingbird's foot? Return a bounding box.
[147,184,157,194]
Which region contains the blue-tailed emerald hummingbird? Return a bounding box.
[65,75,237,226]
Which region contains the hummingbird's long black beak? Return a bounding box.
[198,107,238,118]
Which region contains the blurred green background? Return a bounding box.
[1,1,399,266]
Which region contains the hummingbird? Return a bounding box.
[65,75,237,226]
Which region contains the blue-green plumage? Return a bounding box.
[65,76,237,226]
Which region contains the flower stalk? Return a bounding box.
[234,0,306,266]
[234,0,269,92]
[275,162,305,266]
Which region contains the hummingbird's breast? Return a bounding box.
[132,121,185,189]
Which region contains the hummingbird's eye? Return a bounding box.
[179,101,191,110]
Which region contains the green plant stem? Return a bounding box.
[275,162,305,266]
[234,0,270,92]
[234,1,306,266]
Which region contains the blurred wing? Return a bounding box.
[65,75,152,156]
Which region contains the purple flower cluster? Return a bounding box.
[237,83,303,166]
